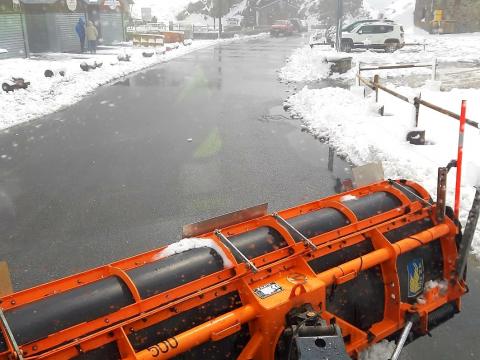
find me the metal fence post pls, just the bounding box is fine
[373,74,379,102]
[436,167,448,222]
[328,147,335,172]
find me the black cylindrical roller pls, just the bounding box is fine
[3,247,225,347]
[5,277,134,346]
[289,208,350,242]
[228,227,288,261]
[343,192,402,220]
[127,247,224,299]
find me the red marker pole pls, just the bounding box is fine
[454,100,467,218]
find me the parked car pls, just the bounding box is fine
[310,19,395,47]
[341,22,405,52]
[289,18,308,32]
[342,19,394,32]
[270,20,295,37]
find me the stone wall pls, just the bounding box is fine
[414,0,480,33]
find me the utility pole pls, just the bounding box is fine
[335,0,343,52]
[213,0,224,38]
[218,0,223,39]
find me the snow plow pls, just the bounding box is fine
[0,179,476,360]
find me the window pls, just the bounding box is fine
[358,25,375,34]
[370,25,394,33]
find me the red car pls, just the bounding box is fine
[270,20,295,37]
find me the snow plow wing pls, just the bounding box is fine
[0,180,467,359]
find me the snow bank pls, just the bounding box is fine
[0,34,265,130]
[153,237,233,268]
[286,85,480,256]
[279,46,333,82]
[360,340,396,360]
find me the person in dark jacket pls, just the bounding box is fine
[75,18,86,53]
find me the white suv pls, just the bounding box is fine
[340,22,405,52]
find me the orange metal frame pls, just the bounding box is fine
[0,180,466,360]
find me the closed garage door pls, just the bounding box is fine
[99,12,123,45]
[0,14,26,59]
[55,13,81,53]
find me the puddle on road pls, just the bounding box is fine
[259,105,298,123]
[259,103,353,193]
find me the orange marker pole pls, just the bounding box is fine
[455,100,467,218]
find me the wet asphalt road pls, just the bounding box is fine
[0,35,479,359]
[0,34,350,289]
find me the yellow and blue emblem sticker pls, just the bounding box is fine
[407,258,425,298]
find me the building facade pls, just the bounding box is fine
[0,0,29,58]
[0,0,131,58]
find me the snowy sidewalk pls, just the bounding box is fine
[0,34,266,130]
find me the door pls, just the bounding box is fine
[0,13,27,59]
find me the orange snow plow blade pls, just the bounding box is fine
[0,180,468,359]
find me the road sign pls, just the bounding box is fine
[66,0,77,11]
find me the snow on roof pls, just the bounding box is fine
[20,0,133,5]
[256,0,299,10]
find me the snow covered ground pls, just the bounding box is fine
[359,340,396,360]
[285,81,480,256]
[280,31,480,83]
[280,0,480,256]
[0,34,265,130]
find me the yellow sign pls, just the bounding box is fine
[434,10,443,22]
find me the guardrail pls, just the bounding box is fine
[357,59,438,82]
[356,73,479,129]
[126,23,193,34]
[357,73,476,215]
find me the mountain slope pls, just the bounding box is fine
[132,0,192,21]
[363,0,417,31]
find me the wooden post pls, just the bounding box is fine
[373,74,379,102]
[0,261,13,296]
[431,58,437,81]
[414,93,421,127]
[356,61,361,86]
